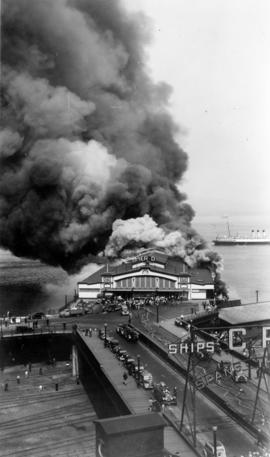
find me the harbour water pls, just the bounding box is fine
[194,215,270,303]
[0,215,270,316]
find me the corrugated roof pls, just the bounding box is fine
[219,302,270,325]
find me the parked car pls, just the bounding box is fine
[59,309,71,318]
[69,308,85,317]
[203,441,226,457]
[153,382,177,405]
[106,303,121,313]
[124,357,135,369]
[232,369,247,383]
[31,312,46,320]
[108,338,120,351]
[116,324,139,343]
[139,370,154,389]
[117,350,128,362]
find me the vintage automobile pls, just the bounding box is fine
[139,370,154,389]
[116,324,139,343]
[203,441,226,457]
[153,382,177,405]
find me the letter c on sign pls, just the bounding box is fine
[229,328,246,352]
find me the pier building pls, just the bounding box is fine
[78,250,214,301]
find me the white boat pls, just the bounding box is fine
[213,221,270,246]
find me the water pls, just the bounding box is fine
[0,215,270,315]
[193,215,270,303]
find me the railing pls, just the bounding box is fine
[0,324,73,338]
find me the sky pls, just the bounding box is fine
[125,0,270,222]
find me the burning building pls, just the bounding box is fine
[78,249,215,301]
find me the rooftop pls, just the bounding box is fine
[79,250,213,286]
[219,302,270,325]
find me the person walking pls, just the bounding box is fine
[16,375,20,384]
[123,372,128,385]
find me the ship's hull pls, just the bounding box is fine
[213,239,270,246]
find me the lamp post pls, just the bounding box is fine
[212,426,217,457]
[104,323,107,348]
[247,341,252,380]
[155,288,159,323]
[137,354,141,387]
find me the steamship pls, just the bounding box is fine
[213,229,270,246]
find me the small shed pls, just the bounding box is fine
[94,413,166,457]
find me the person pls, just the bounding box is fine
[123,372,128,385]
[25,370,28,378]
[39,367,43,375]
[28,362,32,372]
[16,375,20,384]
[39,385,43,391]
[4,382,8,391]
[89,328,92,337]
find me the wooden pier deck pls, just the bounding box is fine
[78,329,151,415]
[78,330,198,457]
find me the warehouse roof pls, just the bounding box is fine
[219,302,270,325]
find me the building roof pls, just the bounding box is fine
[79,250,213,286]
[94,413,165,436]
[190,268,213,285]
[219,302,270,325]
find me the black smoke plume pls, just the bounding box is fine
[1,0,227,296]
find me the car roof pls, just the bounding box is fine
[206,441,224,448]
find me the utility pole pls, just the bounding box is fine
[252,346,268,424]
[180,325,197,448]
[256,290,259,303]
[213,426,217,457]
[247,341,252,380]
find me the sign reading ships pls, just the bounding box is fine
[213,229,270,246]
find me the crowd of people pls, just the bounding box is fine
[100,294,185,311]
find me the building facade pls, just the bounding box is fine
[78,250,214,301]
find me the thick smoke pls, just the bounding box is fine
[105,214,223,272]
[1,0,226,295]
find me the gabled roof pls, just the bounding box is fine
[79,251,214,286]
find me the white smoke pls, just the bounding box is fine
[0,128,23,158]
[105,213,224,272]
